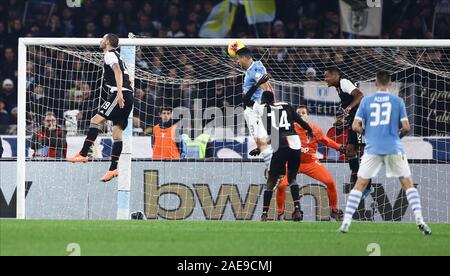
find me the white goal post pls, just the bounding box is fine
[16,38,450,220]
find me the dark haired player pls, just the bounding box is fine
[67,33,134,182]
[324,67,372,198]
[235,46,274,173]
[242,73,314,222]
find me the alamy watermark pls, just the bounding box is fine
[367,243,381,256]
[66,0,82,8]
[367,0,382,8]
[67,243,81,256]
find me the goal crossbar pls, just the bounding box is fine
[19,38,450,47]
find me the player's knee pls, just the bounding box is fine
[112,132,122,142]
[266,175,283,190]
[278,178,288,190]
[114,121,127,131]
[112,125,124,140]
[287,176,297,187]
[256,139,269,148]
[91,115,104,125]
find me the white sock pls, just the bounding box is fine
[405,188,424,224]
[343,189,363,225]
[261,147,273,170]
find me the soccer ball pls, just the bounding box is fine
[227,40,245,58]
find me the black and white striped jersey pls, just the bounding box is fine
[336,78,358,117]
[103,50,132,92]
[254,102,312,150]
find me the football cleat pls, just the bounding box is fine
[417,223,432,236]
[100,169,119,182]
[66,152,89,163]
[337,222,350,234]
[261,212,268,222]
[330,209,344,221]
[292,209,304,222]
[277,212,284,221]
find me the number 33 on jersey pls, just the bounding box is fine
[355,91,408,155]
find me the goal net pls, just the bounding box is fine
[10,38,450,222]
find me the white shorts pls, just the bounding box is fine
[358,153,412,179]
[244,107,268,140]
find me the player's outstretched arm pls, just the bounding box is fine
[317,127,341,151]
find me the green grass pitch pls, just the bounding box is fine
[1,220,449,256]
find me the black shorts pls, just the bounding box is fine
[98,90,134,130]
[269,147,301,183]
[347,127,364,145]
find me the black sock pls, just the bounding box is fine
[263,190,273,213]
[80,125,101,156]
[290,184,301,210]
[109,140,123,171]
[366,179,372,191]
[348,157,360,183]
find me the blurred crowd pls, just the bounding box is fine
[0,0,449,135]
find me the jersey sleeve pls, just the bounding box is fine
[399,99,408,122]
[340,79,357,94]
[253,63,267,82]
[104,52,119,68]
[315,126,341,150]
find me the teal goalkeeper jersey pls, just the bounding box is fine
[355,91,408,155]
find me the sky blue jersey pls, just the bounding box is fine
[355,91,409,155]
[243,61,267,104]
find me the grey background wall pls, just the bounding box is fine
[1,161,448,222]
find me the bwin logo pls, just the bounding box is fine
[367,0,382,8]
[66,0,82,8]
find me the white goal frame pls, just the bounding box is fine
[16,38,450,219]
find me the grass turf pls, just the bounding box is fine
[1,220,449,256]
